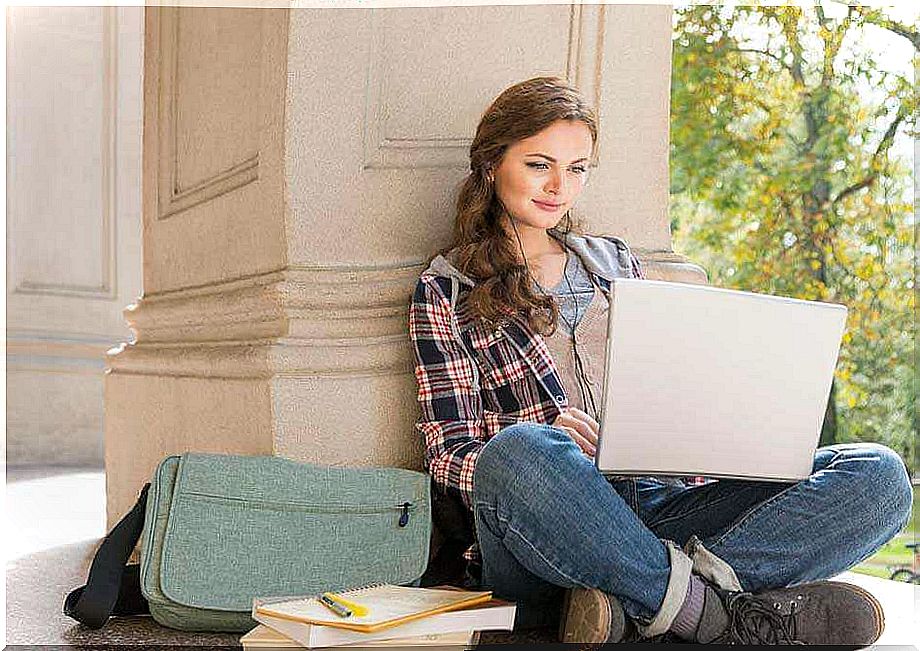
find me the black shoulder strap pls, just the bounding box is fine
[63,483,152,628]
[420,483,476,588]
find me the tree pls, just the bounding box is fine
[670,5,918,472]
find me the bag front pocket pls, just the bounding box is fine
[158,491,429,612]
[180,491,419,525]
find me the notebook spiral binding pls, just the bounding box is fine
[337,582,387,596]
[256,582,388,607]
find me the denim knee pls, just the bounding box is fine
[869,444,913,532]
[473,422,580,501]
[837,442,914,536]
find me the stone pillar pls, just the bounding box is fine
[104,3,703,523]
[7,6,144,466]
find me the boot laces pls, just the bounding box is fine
[726,593,806,645]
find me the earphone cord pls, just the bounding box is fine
[560,226,600,421]
[502,201,600,422]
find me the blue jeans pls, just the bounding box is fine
[471,423,913,633]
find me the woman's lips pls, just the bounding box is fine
[533,199,562,211]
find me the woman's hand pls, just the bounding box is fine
[552,407,599,457]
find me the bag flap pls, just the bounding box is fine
[140,455,181,608]
[153,454,431,612]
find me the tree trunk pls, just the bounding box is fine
[819,378,838,446]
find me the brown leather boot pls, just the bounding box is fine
[558,587,631,643]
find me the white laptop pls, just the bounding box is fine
[595,279,847,481]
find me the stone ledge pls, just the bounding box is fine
[126,266,421,344]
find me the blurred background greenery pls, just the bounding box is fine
[668,3,918,579]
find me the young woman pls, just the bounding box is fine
[408,77,912,644]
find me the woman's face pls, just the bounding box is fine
[492,119,593,233]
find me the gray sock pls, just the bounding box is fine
[669,573,707,639]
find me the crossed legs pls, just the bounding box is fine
[472,423,912,632]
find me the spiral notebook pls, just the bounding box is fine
[253,584,493,634]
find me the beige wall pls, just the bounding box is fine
[6,6,144,465]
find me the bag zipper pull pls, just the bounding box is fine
[398,502,412,527]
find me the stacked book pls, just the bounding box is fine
[245,584,517,650]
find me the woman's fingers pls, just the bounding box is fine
[560,426,596,457]
[567,406,600,436]
[555,410,598,447]
[551,412,596,456]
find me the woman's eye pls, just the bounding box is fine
[525,161,588,174]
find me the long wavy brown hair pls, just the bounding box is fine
[430,76,599,336]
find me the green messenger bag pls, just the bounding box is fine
[64,453,432,632]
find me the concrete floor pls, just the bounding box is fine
[6,466,107,562]
[5,467,919,648]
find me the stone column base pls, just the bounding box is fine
[103,266,425,525]
[638,250,709,285]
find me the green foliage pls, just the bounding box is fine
[670,5,919,474]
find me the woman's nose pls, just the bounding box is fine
[545,169,564,194]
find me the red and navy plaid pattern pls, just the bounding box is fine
[409,249,646,562]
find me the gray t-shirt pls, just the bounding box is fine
[533,251,595,335]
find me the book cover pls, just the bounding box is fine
[240,624,480,649]
[254,585,493,634]
[251,597,515,649]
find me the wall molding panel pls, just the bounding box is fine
[361,5,601,170]
[12,6,118,299]
[155,8,262,220]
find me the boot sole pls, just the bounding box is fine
[559,587,616,644]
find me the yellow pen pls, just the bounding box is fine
[323,592,369,617]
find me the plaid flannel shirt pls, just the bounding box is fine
[408,234,646,564]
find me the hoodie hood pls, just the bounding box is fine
[422,226,635,289]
